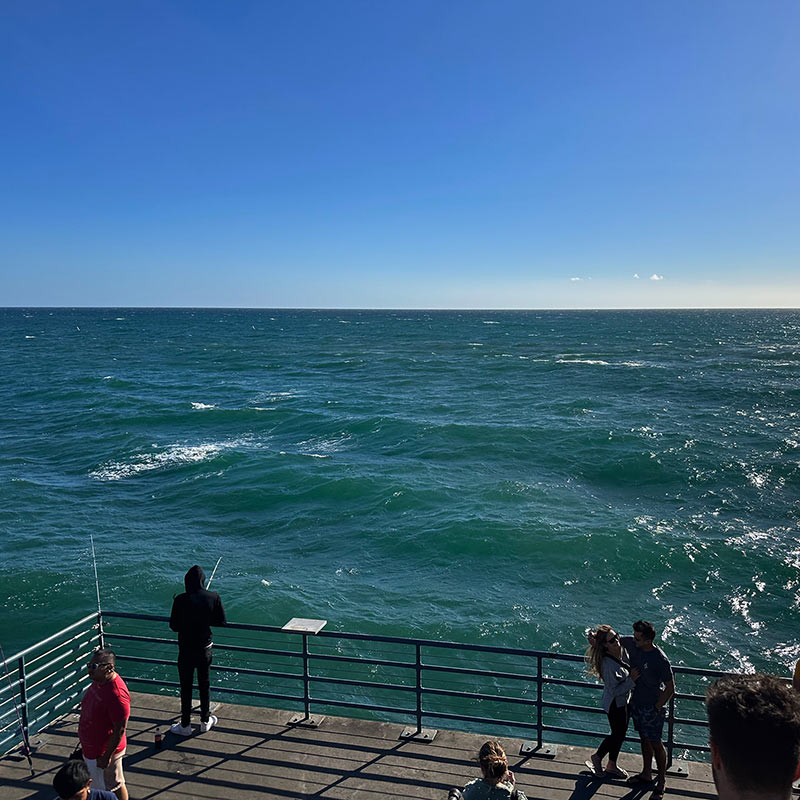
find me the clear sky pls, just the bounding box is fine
[1,1,798,308]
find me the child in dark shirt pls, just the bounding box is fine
[53,759,117,800]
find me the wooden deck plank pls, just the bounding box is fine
[0,691,715,799]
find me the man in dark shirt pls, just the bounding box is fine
[53,759,117,800]
[169,564,226,735]
[620,620,674,800]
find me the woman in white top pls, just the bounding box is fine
[585,625,639,779]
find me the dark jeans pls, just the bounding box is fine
[178,645,212,727]
[596,701,629,763]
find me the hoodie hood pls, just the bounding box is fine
[184,565,206,592]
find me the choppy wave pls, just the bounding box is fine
[90,438,253,481]
[4,307,800,676]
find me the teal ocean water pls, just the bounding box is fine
[3,308,800,677]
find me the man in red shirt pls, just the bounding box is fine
[78,648,130,800]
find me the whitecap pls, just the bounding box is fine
[468,342,484,346]
[103,376,113,380]
[25,335,36,339]
[482,320,499,325]
[90,438,249,481]
[191,402,217,410]
[556,358,610,366]
[746,471,768,489]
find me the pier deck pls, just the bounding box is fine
[1,691,715,799]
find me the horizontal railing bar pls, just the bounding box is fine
[112,640,301,663]
[115,654,304,684]
[542,700,605,715]
[122,676,304,708]
[672,717,710,728]
[542,676,603,691]
[101,610,585,661]
[24,628,96,673]
[541,723,640,742]
[210,642,301,658]
[675,692,709,702]
[212,664,302,682]
[105,633,176,647]
[305,652,414,671]
[25,650,93,697]
[305,674,415,694]
[420,662,538,683]
[420,686,539,707]
[29,671,87,714]
[672,666,729,678]
[4,613,98,664]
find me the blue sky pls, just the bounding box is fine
[1,1,798,308]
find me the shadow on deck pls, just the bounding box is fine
[0,691,715,799]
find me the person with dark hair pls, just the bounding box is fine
[53,758,117,799]
[169,564,226,735]
[77,649,130,800]
[618,620,674,800]
[584,625,637,779]
[461,740,528,799]
[707,673,800,799]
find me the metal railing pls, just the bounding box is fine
[2,610,725,765]
[0,612,102,756]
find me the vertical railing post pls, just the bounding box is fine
[302,633,311,720]
[536,655,543,750]
[415,643,423,734]
[18,656,29,747]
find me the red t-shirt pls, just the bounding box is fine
[78,674,130,759]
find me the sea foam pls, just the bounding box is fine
[90,438,251,481]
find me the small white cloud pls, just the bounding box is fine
[633,273,640,279]
[570,277,581,282]
[650,273,664,281]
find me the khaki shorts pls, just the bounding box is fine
[84,748,126,792]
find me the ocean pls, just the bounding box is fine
[2,307,800,678]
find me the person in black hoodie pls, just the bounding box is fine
[169,565,226,735]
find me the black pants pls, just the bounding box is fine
[178,645,212,727]
[596,702,629,762]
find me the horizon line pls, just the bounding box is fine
[3,305,800,312]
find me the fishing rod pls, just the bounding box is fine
[90,534,104,648]
[0,640,34,776]
[206,557,222,589]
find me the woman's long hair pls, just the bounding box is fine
[585,624,615,677]
[478,740,508,785]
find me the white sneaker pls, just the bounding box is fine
[170,723,193,736]
[199,715,217,733]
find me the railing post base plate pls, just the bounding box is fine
[520,742,557,758]
[400,727,437,742]
[289,714,325,728]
